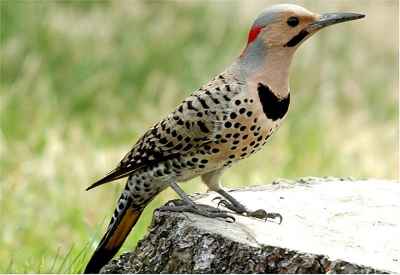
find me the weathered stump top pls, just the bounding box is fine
[102,178,400,273]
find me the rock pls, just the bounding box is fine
[101,177,400,273]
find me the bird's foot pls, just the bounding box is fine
[213,196,282,224]
[160,199,235,223]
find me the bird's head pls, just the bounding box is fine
[241,4,365,55]
[237,4,365,97]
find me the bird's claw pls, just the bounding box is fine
[213,198,283,224]
[264,212,283,224]
[213,197,233,210]
[212,196,223,202]
[217,199,230,209]
[224,215,236,223]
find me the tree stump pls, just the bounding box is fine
[101,177,399,273]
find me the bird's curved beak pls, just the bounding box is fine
[306,12,365,32]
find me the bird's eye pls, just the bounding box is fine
[287,16,299,27]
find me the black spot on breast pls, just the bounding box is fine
[197,121,210,133]
[186,100,198,111]
[183,144,192,151]
[164,169,171,175]
[195,95,209,109]
[205,90,220,104]
[257,83,290,121]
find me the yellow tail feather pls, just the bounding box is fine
[84,208,142,273]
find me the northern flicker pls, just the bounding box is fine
[84,4,364,273]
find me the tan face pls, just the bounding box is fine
[248,4,365,50]
[260,9,319,48]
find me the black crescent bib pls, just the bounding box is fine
[257,83,290,121]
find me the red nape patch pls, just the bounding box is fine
[247,26,262,44]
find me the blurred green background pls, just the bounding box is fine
[0,0,398,273]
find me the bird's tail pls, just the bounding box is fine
[84,198,142,274]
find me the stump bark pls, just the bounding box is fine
[101,177,400,273]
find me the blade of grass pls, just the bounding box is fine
[66,241,91,273]
[49,247,61,273]
[56,244,74,274]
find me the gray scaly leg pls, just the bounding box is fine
[213,189,282,224]
[159,182,235,222]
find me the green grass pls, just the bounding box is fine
[0,0,398,273]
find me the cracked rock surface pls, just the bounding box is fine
[101,177,399,273]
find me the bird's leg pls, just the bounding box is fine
[213,189,282,224]
[159,181,235,222]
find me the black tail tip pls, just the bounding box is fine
[84,249,115,274]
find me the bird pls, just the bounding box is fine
[84,4,364,273]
